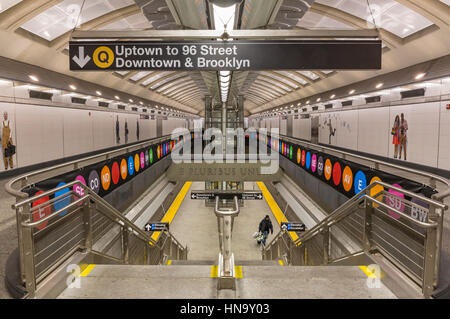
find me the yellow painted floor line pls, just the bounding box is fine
[359,266,385,279]
[80,264,96,277]
[210,265,243,279]
[235,266,243,279]
[151,181,192,242]
[278,259,284,266]
[166,260,172,265]
[256,181,298,242]
[211,265,218,278]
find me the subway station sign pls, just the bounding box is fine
[69,40,382,71]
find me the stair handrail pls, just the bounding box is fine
[262,179,447,298]
[15,180,160,247]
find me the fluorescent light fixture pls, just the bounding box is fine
[28,75,39,82]
[306,100,310,104]
[96,91,102,96]
[69,84,77,90]
[139,101,144,105]
[213,4,236,31]
[349,89,355,94]
[415,73,426,80]
[129,99,134,103]
[115,95,120,100]
[330,94,336,99]
[316,98,321,102]
[376,83,384,89]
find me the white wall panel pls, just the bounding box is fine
[336,110,358,151]
[389,103,440,166]
[280,119,287,135]
[14,104,64,167]
[357,107,390,157]
[63,108,93,157]
[92,110,114,150]
[438,100,450,170]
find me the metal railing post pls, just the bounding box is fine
[433,206,443,287]
[214,196,240,290]
[82,200,93,252]
[322,227,330,265]
[363,194,373,253]
[423,225,438,299]
[122,227,129,264]
[21,207,36,297]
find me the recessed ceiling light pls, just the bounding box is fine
[349,90,355,94]
[376,83,384,89]
[69,85,77,90]
[96,91,102,96]
[415,73,426,80]
[28,75,39,82]
[330,94,336,99]
[306,100,310,104]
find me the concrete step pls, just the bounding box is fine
[57,264,397,299]
[170,260,281,266]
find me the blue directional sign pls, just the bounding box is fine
[145,223,169,232]
[281,222,306,232]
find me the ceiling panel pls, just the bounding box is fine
[97,12,152,30]
[297,10,356,30]
[0,0,22,14]
[130,71,152,82]
[21,0,135,41]
[316,0,434,38]
[141,71,173,86]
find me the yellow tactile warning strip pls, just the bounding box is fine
[210,265,243,279]
[278,259,284,266]
[166,260,172,265]
[150,181,192,243]
[359,266,385,279]
[256,181,299,242]
[80,264,96,277]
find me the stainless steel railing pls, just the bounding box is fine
[262,180,447,299]
[214,196,240,289]
[14,180,187,297]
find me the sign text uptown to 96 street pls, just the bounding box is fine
[69,40,382,71]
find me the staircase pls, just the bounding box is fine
[57,262,397,299]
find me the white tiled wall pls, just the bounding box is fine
[293,117,311,140]
[357,107,390,157]
[388,102,440,167]
[438,100,450,170]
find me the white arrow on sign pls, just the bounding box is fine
[72,46,91,68]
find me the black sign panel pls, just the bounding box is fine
[69,40,382,71]
[145,223,169,232]
[281,222,306,232]
[190,191,263,200]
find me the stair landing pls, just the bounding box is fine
[57,264,397,299]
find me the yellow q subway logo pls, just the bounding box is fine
[93,46,114,68]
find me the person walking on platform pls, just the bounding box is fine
[258,215,273,246]
[392,115,400,159]
[125,119,129,144]
[116,116,120,144]
[2,111,13,170]
[399,113,408,161]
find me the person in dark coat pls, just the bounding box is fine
[258,215,273,246]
